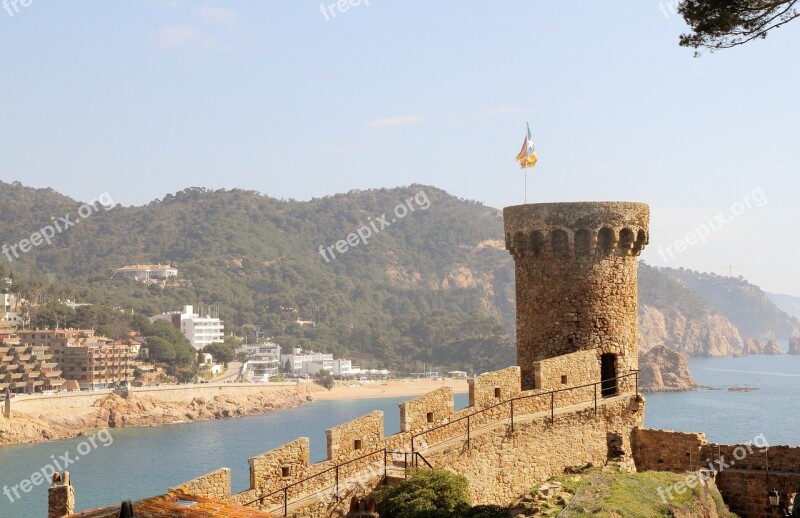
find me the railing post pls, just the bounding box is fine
[510,399,515,433]
[404,453,408,478]
[335,465,339,502]
[467,415,471,448]
[550,392,555,423]
[283,487,288,517]
[635,371,639,397]
[384,449,387,484]
[594,383,597,415]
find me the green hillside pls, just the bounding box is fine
[0,182,514,373]
[1,181,796,373]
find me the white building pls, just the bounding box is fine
[282,348,334,374]
[239,342,282,382]
[241,359,280,382]
[238,342,282,359]
[150,305,224,350]
[112,264,178,283]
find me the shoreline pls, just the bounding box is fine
[310,378,469,401]
[0,378,469,447]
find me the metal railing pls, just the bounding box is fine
[411,371,639,453]
[243,447,435,515]
[244,371,639,515]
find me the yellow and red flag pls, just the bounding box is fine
[515,123,538,169]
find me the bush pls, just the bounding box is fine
[314,370,334,390]
[374,469,470,518]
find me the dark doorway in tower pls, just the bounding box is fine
[600,353,618,397]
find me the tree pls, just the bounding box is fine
[374,469,471,518]
[203,342,235,364]
[145,336,176,362]
[679,0,800,53]
[314,370,334,390]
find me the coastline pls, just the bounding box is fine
[0,378,469,447]
[310,378,469,401]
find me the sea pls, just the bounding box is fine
[1,354,799,517]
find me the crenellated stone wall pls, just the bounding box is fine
[468,367,521,409]
[171,468,231,502]
[327,411,385,463]
[399,387,454,433]
[249,438,310,494]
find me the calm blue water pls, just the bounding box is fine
[645,355,800,446]
[0,395,470,517]
[1,356,798,517]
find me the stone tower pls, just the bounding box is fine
[504,202,649,390]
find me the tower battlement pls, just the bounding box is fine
[504,202,650,390]
[504,202,649,260]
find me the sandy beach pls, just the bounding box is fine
[310,378,469,401]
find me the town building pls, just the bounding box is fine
[0,339,64,394]
[150,305,224,350]
[17,329,96,349]
[49,339,136,390]
[281,347,333,374]
[239,342,282,382]
[112,264,178,283]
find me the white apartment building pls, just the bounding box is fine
[150,305,224,350]
[238,342,282,382]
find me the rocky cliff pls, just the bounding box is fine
[638,305,743,357]
[741,338,763,355]
[789,337,800,355]
[763,340,784,355]
[639,345,697,392]
[0,388,308,446]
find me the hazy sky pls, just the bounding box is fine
[1,1,798,295]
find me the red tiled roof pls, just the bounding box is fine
[67,490,274,518]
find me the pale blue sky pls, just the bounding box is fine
[1,1,798,294]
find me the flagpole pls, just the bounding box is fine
[524,169,527,203]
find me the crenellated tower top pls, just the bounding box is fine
[504,201,650,390]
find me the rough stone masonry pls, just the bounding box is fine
[504,202,649,390]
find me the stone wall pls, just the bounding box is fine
[327,411,384,463]
[633,428,800,518]
[249,438,310,494]
[171,468,231,502]
[632,428,707,472]
[429,395,644,505]
[399,387,454,433]
[534,349,600,391]
[468,367,521,409]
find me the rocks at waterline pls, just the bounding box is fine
[639,345,697,392]
[763,339,784,355]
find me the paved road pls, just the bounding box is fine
[214,361,243,382]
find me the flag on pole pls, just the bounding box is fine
[515,123,538,169]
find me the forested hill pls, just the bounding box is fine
[0,181,796,371]
[0,182,515,373]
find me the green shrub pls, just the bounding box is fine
[374,469,471,518]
